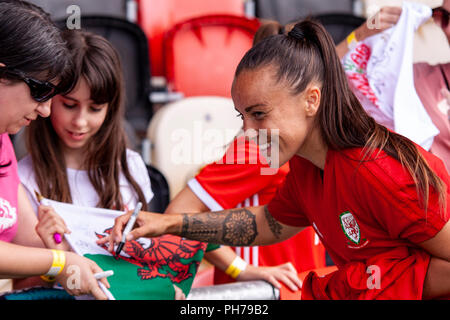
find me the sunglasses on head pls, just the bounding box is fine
[0,66,58,103]
[433,7,449,29]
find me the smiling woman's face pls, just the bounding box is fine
[232,65,321,167]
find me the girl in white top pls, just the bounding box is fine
[18,30,153,249]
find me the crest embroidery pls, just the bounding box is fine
[339,211,368,248]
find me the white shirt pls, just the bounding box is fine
[18,149,153,213]
[343,1,439,150]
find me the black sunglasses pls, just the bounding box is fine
[433,7,449,29]
[0,67,58,103]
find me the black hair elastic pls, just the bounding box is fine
[288,27,305,41]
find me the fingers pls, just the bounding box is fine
[278,262,302,290]
[60,253,111,300]
[251,262,301,292]
[173,285,186,300]
[38,205,71,234]
[381,6,403,15]
[36,207,71,248]
[365,6,402,34]
[97,212,133,253]
[112,212,132,241]
[89,284,108,300]
[125,226,147,241]
[262,274,282,290]
[95,234,116,254]
[378,6,402,27]
[90,262,111,289]
[87,261,110,300]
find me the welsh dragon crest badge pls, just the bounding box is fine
[339,211,369,249]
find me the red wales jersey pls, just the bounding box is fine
[268,147,449,299]
[188,138,326,284]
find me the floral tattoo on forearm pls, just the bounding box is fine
[180,208,258,246]
[264,205,283,239]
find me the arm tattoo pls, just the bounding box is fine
[264,205,283,239]
[180,208,258,246]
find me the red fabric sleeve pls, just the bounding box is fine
[194,138,277,209]
[267,165,310,227]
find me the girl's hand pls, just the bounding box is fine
[36,205,71,250]
[55,252,110,300]
[237,261,302,292]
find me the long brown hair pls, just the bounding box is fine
[26,30,148,211]
[236,19,447,214]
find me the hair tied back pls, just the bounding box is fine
[288,26,306,41]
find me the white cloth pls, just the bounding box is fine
[343,1,439,150]
[18,149,153,213]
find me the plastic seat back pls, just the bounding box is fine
[163,14,260,97]
[313,13,365,44]
[137,0,245,76]
[56,16,153,133]
[146,96,242,199]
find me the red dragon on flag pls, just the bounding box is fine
[96,228,207,283]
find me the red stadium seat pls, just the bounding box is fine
[163,14,260,97]
[137,0,245,76]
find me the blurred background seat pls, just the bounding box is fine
[146,96,242,199]
[27,0,132,20]
[55,16,153,137]
[136,0,246,77]
[163,14,260,97]
[313,13,365,43]
[255,0,357,24]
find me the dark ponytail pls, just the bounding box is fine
[236,19,447,214]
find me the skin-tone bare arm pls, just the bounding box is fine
[165,186,302,290]
[12,184,46,248]
[178,206,300,247]
[419,221,450,299]
[101,205,303,252]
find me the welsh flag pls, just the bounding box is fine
[44,199,207,300]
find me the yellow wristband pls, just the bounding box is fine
[225,256,248,279]
[346,31,358,47]
[44,249,66,277]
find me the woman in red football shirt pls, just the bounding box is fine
[103,20,450,299]
[166,136,325,292]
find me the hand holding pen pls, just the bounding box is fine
[114,202,142,259]
[35,191,71,247]
[97,205,172,252]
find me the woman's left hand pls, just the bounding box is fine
[36,205,71,250]
[237,261,302,292]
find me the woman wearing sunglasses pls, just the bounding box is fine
[0,1,108,299]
